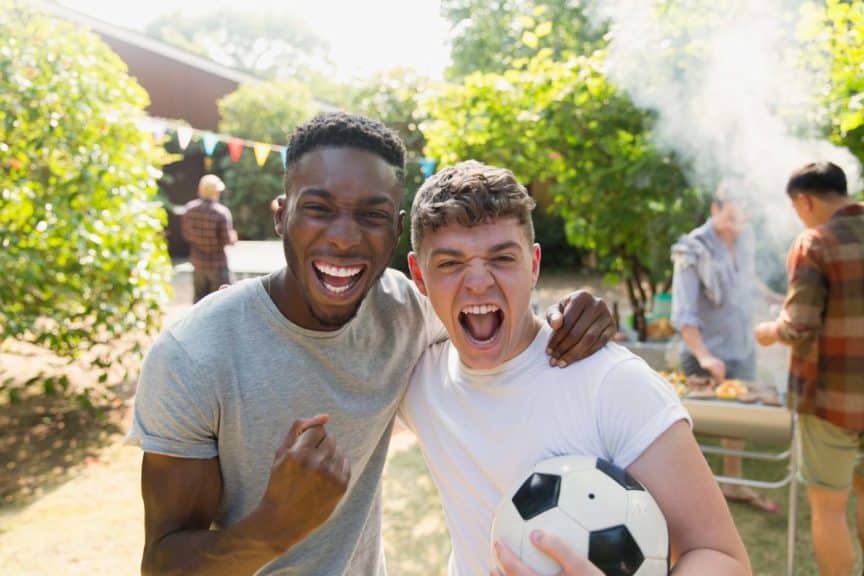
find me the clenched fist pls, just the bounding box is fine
[254,414,351,550]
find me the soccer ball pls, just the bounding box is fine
[491,455,668,576]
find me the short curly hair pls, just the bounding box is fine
[284,112,406,185]
[410,160,536,252]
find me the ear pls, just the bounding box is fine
[531,243,542,287]
[407,252,428,296]
[274,196,286,237]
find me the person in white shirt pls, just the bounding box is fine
[399,161,751,576]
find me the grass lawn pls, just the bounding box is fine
[382,433,862,576]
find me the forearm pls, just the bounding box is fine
[680,326,712,361]
[142,511,286,576]
[672,548,751,575]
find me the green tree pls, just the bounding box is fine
[146,8,330,80]
[423,50,704,335]
[800,0,864,166]
[442,0,605,79]
[344,69,431,271]
[217,80,318,239]
[0,1,172,391]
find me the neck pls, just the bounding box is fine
[813,197,856,226]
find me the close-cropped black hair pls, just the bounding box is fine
[284,112,406,182]
[786,162,848,198]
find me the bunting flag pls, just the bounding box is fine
[253,142,272,167]
[227,138,245,162]
[419,158,437,178]
[202,132,219,156]
[136,116,431,177]
[176,126,194,150]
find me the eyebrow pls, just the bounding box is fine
[428,241,522,259]
[298,187,396,208]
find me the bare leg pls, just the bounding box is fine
[854,476,864,556]
[809,485,854,576]
[721,438,780,512]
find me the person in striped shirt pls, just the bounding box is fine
[755,161,864,576]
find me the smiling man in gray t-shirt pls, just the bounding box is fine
[129,113,614,576]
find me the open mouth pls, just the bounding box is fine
[312,260,366,297]
[459,304,504,345]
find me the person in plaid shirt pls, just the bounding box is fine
[755,161,864,576]
[182,174,238,302]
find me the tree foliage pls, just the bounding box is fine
[423,48,704,325]
[217,80,318,239]
[442,0,604,79]
[0,1,172,384]
[800,0,864,165]
[145,8,330,80]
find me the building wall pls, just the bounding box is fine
[98,36,240,131]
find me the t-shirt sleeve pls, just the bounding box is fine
[594,358,692,469]
[126,332,219,459]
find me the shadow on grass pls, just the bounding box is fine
[0,378,134,508]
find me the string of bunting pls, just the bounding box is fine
[136,117,288,168]
[136,116,438,177]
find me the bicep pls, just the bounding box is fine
[142,453,222,549]
[626,422,747,564]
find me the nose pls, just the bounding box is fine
[327,212,362,251]
[464,259,494,294]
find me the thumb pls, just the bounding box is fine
[545,302,564,330]
[529,531,599,575]
[277,414,329,457]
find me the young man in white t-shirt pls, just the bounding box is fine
[399,161,751,576]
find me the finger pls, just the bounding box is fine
[545,301,565,331]
[278,415,330,457]
[294,423,328,451]
[549,304,604,365]
[553,320,616,367]
[529,530,595,574]
[545,294,591,357]
[495,541,537,576]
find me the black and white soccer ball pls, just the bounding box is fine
[491,455,668,576]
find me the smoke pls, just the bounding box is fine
[586,0,862,246]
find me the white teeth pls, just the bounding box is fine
[323,282,351,294]
[314,262,364,278]
[462,304,501,315]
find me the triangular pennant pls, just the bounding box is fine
[203,156,213,171]
[202,132,219,156]
[280,147,288,168]
[418,158,437,178]
[176,126,193,150]
[151,120,168,141]
[227,138,244,162]
[253,142,272,167]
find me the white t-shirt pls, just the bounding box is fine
[399,323,691,576]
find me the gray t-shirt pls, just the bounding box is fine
[128,269,440,575]
[670,220,756,361]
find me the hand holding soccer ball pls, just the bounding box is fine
[493,530,604,575]
[490,455,668,576]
